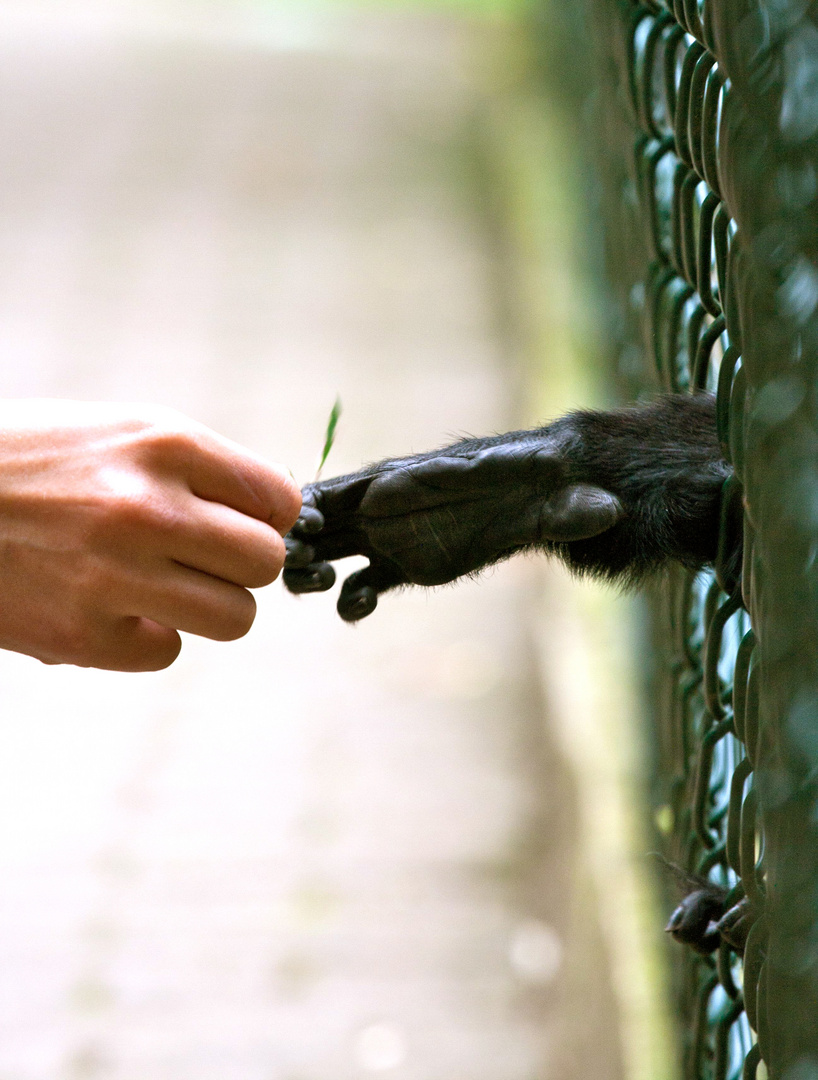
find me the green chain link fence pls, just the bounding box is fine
[532,0,818,1076]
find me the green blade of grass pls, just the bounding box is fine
[315,396,342,480]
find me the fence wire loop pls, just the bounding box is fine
[583,0,795,1073]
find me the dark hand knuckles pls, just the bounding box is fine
[357,446,566,518]
[302,471,375,518]
[468,443,567,488]
[358,467,472,516]
[303,524,373,563]
[357,457,502,517]
[304,442,547,519]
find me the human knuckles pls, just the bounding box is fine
[82,471,181,548]
[120,414,207,472]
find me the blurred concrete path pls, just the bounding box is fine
[0,4,621,1079]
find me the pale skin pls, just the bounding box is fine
[0,400,302,672]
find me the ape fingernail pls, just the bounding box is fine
[284,542,316,568]
[295,506,324,533]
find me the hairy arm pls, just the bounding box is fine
[284,395,733,621]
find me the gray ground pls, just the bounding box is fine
[0,4,622,1078]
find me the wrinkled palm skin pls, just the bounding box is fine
[284,394,733,622]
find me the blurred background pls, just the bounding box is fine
[0,1,672,1077]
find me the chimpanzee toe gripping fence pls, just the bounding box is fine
[577,0,818,1076]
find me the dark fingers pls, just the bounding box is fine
[284,536,316,569]
[292,504,324,535]
[300,470,377,521]
[283,562,337,594]
[537,484,623,541]
[287,524,372,564]
[337,561,405,623]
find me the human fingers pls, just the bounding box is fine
[163,495,288,588]
[92,617,183,672]
[142,423,302,533]
[120,563,258,642]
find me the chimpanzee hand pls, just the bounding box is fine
[284,395,730,622]
[283,433,623,622]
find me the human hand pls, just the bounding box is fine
[0,400,301,670]
[283,433,622,621]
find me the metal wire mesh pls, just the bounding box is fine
[569,0,817,1075]
[619,11,762,1075]
[527,0,818,1069]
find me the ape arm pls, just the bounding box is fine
[284,394,734,622]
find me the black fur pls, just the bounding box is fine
[658,857,756,956]
[284,394,735,622]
